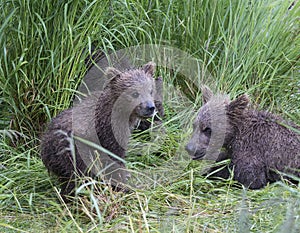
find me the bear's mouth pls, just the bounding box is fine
[137,108,156,119]
[139,112,155,119]
[192,150,206,160]
[135,103,156,119]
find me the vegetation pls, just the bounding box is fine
[0,0,299,232]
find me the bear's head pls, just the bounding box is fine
[185,86,249,160]
[105,62,158,119]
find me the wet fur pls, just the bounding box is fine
[186,86,300,189]
[41,62,160,198]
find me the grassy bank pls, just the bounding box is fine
[0,0,299,232]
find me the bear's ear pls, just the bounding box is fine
[142,61,156,77]
[201,85,213,104]
[228,94,249,116]
[105,67,121,79]
[105,67,122,89]
[105,67,122,87]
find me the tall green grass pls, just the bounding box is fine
[0,0,300,232]
[0,0,110,139]
[1,0,299,139]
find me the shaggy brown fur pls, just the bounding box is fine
[136,76,164,131]
[41,62,159,198]
[82,48,164,130]
[186,86,300,189]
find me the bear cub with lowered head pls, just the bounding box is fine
[41,62,161,198]
[186,86,300,189]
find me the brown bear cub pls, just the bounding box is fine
[186,86,300,189]
[41,62,160,199]
[82,48,164,131]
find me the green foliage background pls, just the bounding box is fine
[0,0,299,232]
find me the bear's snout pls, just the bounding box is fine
[185,142,195,156]
[145,101,155,115]
[137,101,155,118]
[185,142,207,160]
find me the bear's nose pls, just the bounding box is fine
[185,143,195,155]
[146,102,155,114]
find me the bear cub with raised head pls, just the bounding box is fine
[186,86,300,189]
[41,62,161,198]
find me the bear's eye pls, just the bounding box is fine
[150,89,153,95]
[131,92,140,98]
[202,127,212,136]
